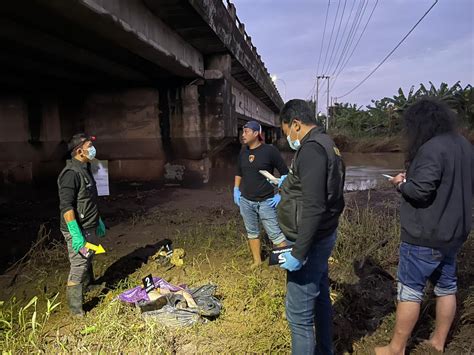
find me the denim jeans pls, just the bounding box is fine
[397,242,459,303]
[286,230,337,355]
[239,196,286,245]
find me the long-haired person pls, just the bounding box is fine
[376,98,473,354]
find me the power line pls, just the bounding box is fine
[323,0,367,111]
[320,0,341,75]
[336,0,438,99]
[331,0,368,77]
[324,0,348,76]
[331,0,376,91]
[328,0,358,76]
[316,0,331,76]
[336,0,370,80]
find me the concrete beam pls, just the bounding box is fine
[188,0,284,112]
[0,18,149,83]
[38,0,205,78]
[230,77,277,127]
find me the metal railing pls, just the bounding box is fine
[222,0,281,96]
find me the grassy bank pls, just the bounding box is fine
[0,191,472,354]
[331,133,402,154]
[329,128,474,154]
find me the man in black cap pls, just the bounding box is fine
[234,121,289,268]
[58,133,106,316]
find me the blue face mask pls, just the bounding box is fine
[86,146,96,160]
[286,125,301,151]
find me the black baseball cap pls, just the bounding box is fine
[67,133,96,152]
[243,121,263,141]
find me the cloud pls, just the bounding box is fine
[332,35,474,105]
[232,0,474,108]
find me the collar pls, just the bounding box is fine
[70,157,90,170]
[300,126,323,145]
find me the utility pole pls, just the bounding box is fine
[316,76,320,118]
[326,76,330,131]
[316,75,330,129]
[313,95,316,118]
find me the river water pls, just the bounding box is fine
[211,152,405,192]
[282,151,404,191]
[342,152,404,191]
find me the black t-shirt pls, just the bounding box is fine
[237,144,289,201]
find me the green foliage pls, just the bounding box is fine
[332,82,474,136]
[0,294,61,352]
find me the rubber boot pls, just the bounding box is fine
[67,284,84,316]
[83,265,104,293]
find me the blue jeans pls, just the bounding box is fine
[286,230,337,355]
[397,242,459,303]
[239,196,286,245]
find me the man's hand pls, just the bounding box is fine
[233,187,241,207]
[96,217,106,237]
[390,173,406,186]
[280,252,303,272]
[278,175,287,188]
[268,194,281,208]
[66,220,86,253]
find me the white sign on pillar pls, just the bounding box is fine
[91,160,110,196]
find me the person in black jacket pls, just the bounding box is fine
[277,99,345,354]
[58,133,107,316]
[376,98,473,355]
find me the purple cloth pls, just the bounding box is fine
[118,277,186,304]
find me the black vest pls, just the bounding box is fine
[58,159,99,232]
[278,127,345,242]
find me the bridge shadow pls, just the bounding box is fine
[332,257,397,354]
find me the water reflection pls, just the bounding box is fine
[209,151,405,192]
[343,153,404,191]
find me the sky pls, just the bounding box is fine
[232,0,474,112]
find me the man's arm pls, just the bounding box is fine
[234,176,242,188]
[291,142,327,261]
[399,147,442,203]
[59,170,79,222]
[233,154,243,206]
[235,152,243,187]
[236,152,243,180]
[59,171,87,252]
[272,146,289,175]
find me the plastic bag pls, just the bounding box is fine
[117,277,185,304]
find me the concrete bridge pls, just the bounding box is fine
[0,0,284,185]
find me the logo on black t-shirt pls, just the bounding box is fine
[249,155,255,163]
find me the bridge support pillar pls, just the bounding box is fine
[167,54,236,184]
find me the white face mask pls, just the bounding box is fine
[286,124,301,150]
[86,146,96,160]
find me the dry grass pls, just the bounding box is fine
[332,132,402,153]
[331,127,473,154]
[0,197,472,354]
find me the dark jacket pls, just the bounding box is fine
[278,127,345,260]
[58,159,99,232]
[399,133,473,249]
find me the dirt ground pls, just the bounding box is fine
[0,184,472,354]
